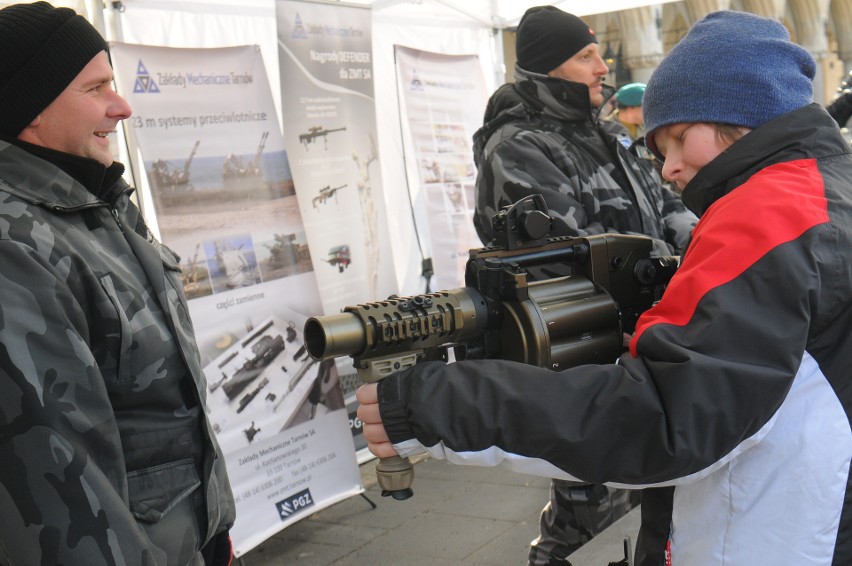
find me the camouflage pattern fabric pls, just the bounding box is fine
[0,140,234,565]
[472,68,696,256]
[528,481,638,565]
[600,113,646,153]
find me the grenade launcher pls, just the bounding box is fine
[303,195,678,500]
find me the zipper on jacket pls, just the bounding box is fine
[111,207,123,230]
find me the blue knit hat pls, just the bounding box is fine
[644,11,815,159]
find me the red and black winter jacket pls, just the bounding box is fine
[378,103,852,565]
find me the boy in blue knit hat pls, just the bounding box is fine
[643,11,817,187]
[357,10,852,565]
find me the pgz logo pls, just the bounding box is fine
[276,488,315,520]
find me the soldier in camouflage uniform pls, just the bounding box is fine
[473,10,695,258]
[471,7,697,565]
[0,3,235,564]
[602,83,647,152]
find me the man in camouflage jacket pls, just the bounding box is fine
[0,3,234,564]
[471,7,697,565]
[473,16,695,258]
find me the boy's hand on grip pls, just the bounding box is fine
[356,384,398,459]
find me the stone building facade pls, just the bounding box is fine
[504,0,852,106]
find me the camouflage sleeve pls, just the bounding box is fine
[475,132,609,243]
[0,240,154,564]
[826,89,852,127]
[659,186,698,255]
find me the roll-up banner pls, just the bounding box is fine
[275,0,397,454]
[394,46,488,289]
[111,43,361,556]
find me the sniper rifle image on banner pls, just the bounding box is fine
[304,195,679,500]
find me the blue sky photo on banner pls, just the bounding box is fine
[394,46,488,289]
[276,0,397,448]
[110,43,361,556]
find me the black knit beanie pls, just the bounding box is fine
[0,1,107,138]
[516,6,598,75]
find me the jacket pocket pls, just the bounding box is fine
[127,458,201,523]
[156,240,182,273]
[98,274,133,381]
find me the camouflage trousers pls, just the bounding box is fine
[528,480,639,565]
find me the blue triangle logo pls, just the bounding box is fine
[133,59,159,94]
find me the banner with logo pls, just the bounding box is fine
[394,46,488,289]
[110,43,361,556]
[275,0,397,453]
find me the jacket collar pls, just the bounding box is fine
[0,138,129,209]
[512,64,614,124]
[682,104,848,217]
[473,67,614,158]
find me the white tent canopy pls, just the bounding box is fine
[345,0,679,26]
[4,0,680,30]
